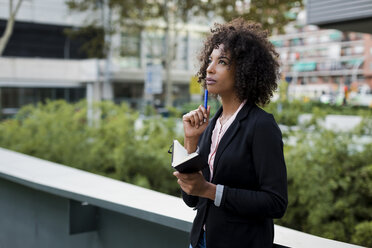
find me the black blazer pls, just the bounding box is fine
[182,103,288,248]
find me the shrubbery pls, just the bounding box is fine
[277,122,372,246]
[0,99,371,246]
[0,100,182,195]
[263,100,372,126]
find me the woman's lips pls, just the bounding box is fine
[206,77,216,85]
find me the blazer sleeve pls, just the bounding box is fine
[181,190,199,208]
[219,114,288,219]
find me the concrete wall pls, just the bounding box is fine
[0,57,99,87]
[0,178,189,248]
[0,0,89,27]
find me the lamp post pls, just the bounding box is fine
[164,0,176,107]
[102,0,113,101]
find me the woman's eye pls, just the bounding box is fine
[218,60,227,65]
[207,59,212,64]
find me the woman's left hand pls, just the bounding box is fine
[173,171,216,200]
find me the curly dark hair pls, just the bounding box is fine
[197,18,280,106]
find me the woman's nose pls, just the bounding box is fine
[206,62,215,74]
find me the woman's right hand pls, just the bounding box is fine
[183,105,210,139]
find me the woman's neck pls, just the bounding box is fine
[220,94,242,117]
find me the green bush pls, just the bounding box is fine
[264,100,303,126]
[181,97,221,118]
[263,99,372,126]
[0,100,181,196]
[352,221,372,247]
[276,124,372,246]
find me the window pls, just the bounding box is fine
[120,31,141,68]
[121,32,141,57]
[174,34,188,70]
[310,76,318,83]
[1,88,19,108]
[144,31,166,65]
[1,87,85,114]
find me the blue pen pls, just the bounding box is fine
[203,89,208,122]
[204,89,208,109]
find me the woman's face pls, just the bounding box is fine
[205,44,236,98]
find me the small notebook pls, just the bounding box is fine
[170,140,206,173]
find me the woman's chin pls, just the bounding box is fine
[206,86,218,94]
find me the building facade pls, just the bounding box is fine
[0,0,207,118]
[271,25,372,105]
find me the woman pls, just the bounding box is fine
[173,18,287,248]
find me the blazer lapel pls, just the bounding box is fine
[212,103,254,178]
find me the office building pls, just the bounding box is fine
[0,0,207,118]
[271,23,372,103]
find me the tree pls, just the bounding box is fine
[66,0,211,105]
[209,0,303,34]
[66,0,303,106]
[0,0,24,55]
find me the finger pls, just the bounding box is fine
[190,112,196,127]
[177,179,187,190]
[176,172,190,180]
[176,172,190,181]
[183,114,194,128]
[178,181,190,194]
[185,172,203,183]
[199,105,208,120]
[207,106,211,121]
[182,172,200,181]
[191,111,200,128]
[196,106,204,125]
[182,113,190,122]
[177,179,189,190]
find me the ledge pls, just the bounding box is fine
[0,147,363,247]
[0,147,195,232]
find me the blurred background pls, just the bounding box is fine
[0,0,371,247]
